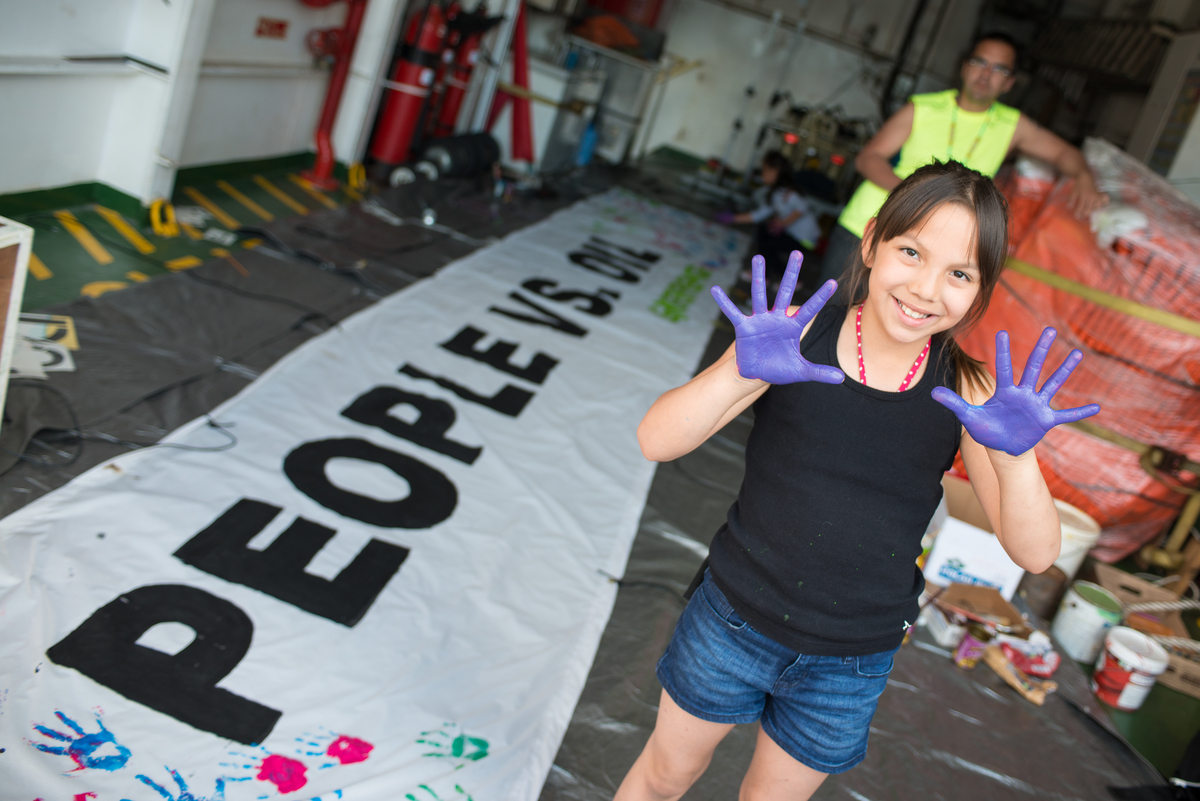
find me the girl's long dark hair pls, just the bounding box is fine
[838,160,1009,396]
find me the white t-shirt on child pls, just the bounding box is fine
[750,187,820,246]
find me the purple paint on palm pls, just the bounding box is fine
[932,328,1100,456]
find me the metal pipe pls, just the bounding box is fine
[878,0,931,121]
[304,0,371,189]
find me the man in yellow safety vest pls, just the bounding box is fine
[819,32,1107,286]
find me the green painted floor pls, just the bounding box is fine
[9,162,362,312]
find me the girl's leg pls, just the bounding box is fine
[739,725,828,801]
[614,689,736,801]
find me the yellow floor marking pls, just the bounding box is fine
[180,222,204,240]
[81,280,128,297]
[28,253,52,280]
[54,211,114,265]
[210,247,231,257]
[217,179,274,221]
[165,255,204,271]
[94,205,156,254]
[287,174,339,209]
[343,186,363,202]
[182,187,241,229]
[242,238,263,249]
[252,175,309,215]
[125,271,149,282]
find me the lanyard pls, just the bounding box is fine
[948,97,995,165]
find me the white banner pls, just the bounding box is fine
[0,190,743,801]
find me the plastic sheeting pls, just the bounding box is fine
[0,155,1170,800]
[975,139,1200,562]
[0,188,745,800]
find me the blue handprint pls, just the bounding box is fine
[710,252,845,385]
[133,768,225,801]
[931,328,1100,456]
[32,711,131,772]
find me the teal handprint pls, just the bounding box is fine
[417,723,489,770]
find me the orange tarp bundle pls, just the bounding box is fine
[967,140,1199,562]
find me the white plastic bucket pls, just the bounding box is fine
[1051,499,1101,580]
[1052,581,1123,663]
[1091,627,1170,711]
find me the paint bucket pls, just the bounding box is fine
[1051,581,1123,663]
[1091,626,1170,711]
[1051,499,1101,580]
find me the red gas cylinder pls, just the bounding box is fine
[433,8,502,138]
[370,3,448,165]
[424,2,463,138]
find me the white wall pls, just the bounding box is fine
[640,0,982,169]
[0,0,187,199]
[0,0,408,202]
[0,1,139,60]
[179,0,348,167]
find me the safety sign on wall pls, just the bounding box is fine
[0,189,743,801]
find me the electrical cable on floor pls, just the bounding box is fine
[235,225,388,295]
[0,381,83,468]
[79,307,342,431]
[0,382,238,472]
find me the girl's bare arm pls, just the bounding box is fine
[637,342,769,462]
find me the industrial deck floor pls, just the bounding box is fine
[0,153,1173,800]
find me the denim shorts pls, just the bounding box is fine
[656,570,897,774]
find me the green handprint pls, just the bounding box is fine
[417,723,489,769]
[405,783,474,801]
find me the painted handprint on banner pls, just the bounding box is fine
[295,727,374,767]
[222,746,308,794]
[132,768,226,801]
[417,723,489,770]
[405,783,475,801]
[222,728,372,796]
[31,711,131,772]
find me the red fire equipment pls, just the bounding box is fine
[370,3,449,166]
[431,6,502,138]
[423,2,463,138]
[300,0,369,190]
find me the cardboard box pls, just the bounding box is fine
[1094,562,1200,700]
[934,583,1033,638]
[924,475,1026,600]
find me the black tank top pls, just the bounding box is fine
[709,303,961,656]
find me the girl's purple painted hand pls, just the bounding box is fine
[711,252,845,385]
[931,328,1100,456]
[715,211,736,225]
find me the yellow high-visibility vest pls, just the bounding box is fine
[838,89,1020,238]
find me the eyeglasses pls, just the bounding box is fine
[966,56,1014,78]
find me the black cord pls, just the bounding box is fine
[80,308,337,430]
[0,381,83,468]
[81,416,238,453]
[0,383,238,472]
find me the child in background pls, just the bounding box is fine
[620,161,1100,801]
[717,151,822,294]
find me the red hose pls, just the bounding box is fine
[302,0,369,190]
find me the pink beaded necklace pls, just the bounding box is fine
[855,304,931,392]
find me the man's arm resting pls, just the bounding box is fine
[1012,115,1108,216]
[854,102,915,192]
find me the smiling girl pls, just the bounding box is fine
[618,161,1100,801]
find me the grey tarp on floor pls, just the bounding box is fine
[0,163,1165,800]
